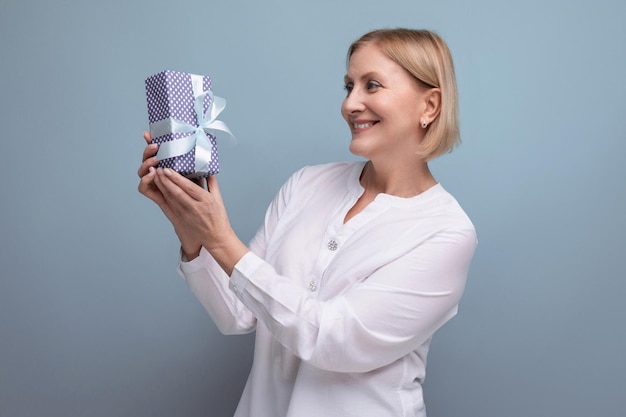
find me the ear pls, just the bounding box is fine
[421,88,441,125]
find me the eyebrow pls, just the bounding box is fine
[344,71,382,84]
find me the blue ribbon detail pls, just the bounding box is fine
[150,74,235,174]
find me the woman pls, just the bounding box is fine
[138,28,477,417]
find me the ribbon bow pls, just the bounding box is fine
[149,74,235,174]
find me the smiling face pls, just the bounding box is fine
[341,42,433,163]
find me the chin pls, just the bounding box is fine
[348,139,372,159]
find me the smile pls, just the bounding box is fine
[353,121,378,129]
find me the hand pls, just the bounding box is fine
[137,132,248,273]
[137,132,203,258]
[152,167,249,274]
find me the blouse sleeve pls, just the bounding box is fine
[177,248,256,335]
[228,224,477,373]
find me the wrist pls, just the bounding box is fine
[181,244,202,261]
[203,232,248,276]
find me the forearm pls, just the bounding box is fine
[179,248,256,334]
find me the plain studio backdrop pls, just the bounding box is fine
[1,0,624,416]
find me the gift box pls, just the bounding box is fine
[145,70,234,178]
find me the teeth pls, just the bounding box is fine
[354,122,373,129]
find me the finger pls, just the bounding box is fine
[161,168,207,202]
[153,168,193,205]
[138,168,178,221]
[137,152,159,178]
[138,167,164,203]
[142,143,158,160]
[143,131,152,144]
[141,143,159,165]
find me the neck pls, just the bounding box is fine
[361,160,437,198]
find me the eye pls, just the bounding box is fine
[366,80,381,91]
[344,83,354,95]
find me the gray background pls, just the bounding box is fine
[1,0,624,416]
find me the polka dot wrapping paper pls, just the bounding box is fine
[145,70,220,178]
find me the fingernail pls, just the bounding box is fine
[163,168,172,176]
[148,167,155,174]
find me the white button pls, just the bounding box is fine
[327,240,338,251]
[232,284,239,293]
[308,281,317,292]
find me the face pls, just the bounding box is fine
[341,42,431,162]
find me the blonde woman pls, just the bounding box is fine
[138,28,477,417]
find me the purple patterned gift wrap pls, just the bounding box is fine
[145,70,234,178]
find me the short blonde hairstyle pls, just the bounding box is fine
[347,28,460,161]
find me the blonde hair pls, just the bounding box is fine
[347,28,460,161]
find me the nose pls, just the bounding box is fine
[341,89,366,117]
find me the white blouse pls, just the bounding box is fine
[178,161,477,417]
